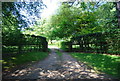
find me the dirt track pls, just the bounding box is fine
[3,47,119,80]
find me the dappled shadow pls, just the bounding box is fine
[3,60,113,79]
[3,48,119,80]
[70,52,120,78]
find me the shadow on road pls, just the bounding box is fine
[2,46,120,81]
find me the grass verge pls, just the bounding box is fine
[70,52,120,78]
[2,51,49,70]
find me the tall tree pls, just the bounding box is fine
[2,1,46,45]
[2,2,21,45]
[15,1,46,28]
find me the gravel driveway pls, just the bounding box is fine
[3,47,119,80]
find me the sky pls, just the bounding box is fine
[41,0,60,18]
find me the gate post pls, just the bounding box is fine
[69,41,72,52]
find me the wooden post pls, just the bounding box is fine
[69,41,72,52]
[42,38,48,52]
[43,40,48,52]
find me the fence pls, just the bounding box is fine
[2,34,48,57]
[61,30,119,54]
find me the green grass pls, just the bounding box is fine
[2,52,49,70]
[70,53,120,78]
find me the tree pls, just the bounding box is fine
[44,2,99,40]
[2,2,21,45]
[2,1,46,45]
[15,1,46,28]
[48,2,118,39]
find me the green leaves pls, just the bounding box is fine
[22,2,118,42]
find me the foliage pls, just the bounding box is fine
[27,2,118,41]
[2,2,47,51]
[60,41,71,51]
[2,2,21,46]
[46,2,100,39]
[2,2,119,55]
[70,52,120,78]
[95,2,118,31]
[2,2,48,71]
[15,1,46,27]
[46,2,119,55]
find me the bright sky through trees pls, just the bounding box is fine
[41,0,60,18]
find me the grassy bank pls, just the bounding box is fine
[70,53,120,78]
[2,52,49,70]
